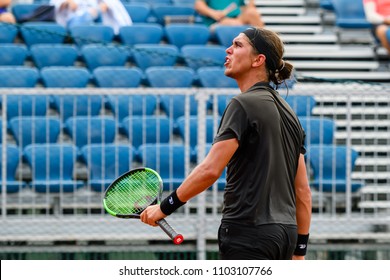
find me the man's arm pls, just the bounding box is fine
[293,154,312,260]
[140,138,238,226]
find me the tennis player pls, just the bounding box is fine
[141,27,312,260]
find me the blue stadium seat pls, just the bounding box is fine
[164,24,210,49]
[332,0,372,29]
[64,116,116,149]
[81,44,129,71]
[40,66,91,88]
[119,23,164,45]
[283,95,316,117]
[30,44,79,69]
[0,66,39,87]
[134,0,172,4]
[51,94,103,122]
[20,22,67,47]
[70,25,115,46]
[152,4,195,25]
[106,95,157,121]
[121,116,172,148]
[132,44,179,70]
[11,4,41,22]
[0,144,26,193]
[181,45,226,70]
[123,3,151,23]
[145,66,194,87]
[172,0,195,5]
[176,115,220,148]
[0,44,28,66]
[137,143,187,190]
[5,95,51,121]
[299,116,336,146]
[80,144,136,192]
[319,0,334,11]
[216,94,236,115]
[197,67,237,88]
[214,25,251,47]
[9,117,61,148]
[23,143,84,193]
[159,94,198,120]
[0,23,18,43]
[307,144,364,193]
[93,66,143,88]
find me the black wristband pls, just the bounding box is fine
[160,190,186,215]
[294,234,309,256]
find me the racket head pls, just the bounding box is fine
[103,167,163,218]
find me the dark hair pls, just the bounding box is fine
[242,27,294,88]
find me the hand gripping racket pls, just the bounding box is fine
[103,167,184,245]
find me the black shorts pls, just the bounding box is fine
[218,222,297,260]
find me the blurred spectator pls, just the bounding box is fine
[194,0,264,30]
[51,0,132,34]
[0,0,16,23]
[363,0,390,53]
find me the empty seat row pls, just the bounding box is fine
[0,21,248,48]
[0,43,227,71]
[1,141,364,194]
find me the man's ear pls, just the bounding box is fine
[252,54,266,67]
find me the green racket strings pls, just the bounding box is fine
[104,170,160,215]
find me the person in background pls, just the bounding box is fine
[51,0,131,34]
[0,0,16,23]
[194,0,264,30]
[140,27,312,260]
[363,0,390,54]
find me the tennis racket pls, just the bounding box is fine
[103,167,184,245]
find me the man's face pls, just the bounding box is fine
[224,33,256,79]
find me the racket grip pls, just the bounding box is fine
[156,218,184,245]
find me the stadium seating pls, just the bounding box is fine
[132,44,179,71]
[307,144,364,193]
[164,24,210,49]
[216,94,236,115]
[159,94,198,120]
[0,144,26,193]
[40,66,91,88]
[23,143,84,193]
[80,144,136,192]
[299,116,336,146]
[0,23,18,43]
[137,143,187,190]
[30,44,79,69]
[118,23,164,46]
[0,44,28,66]
[63,116,116,149]
[81,44,128,71]
[123,3,151,23]
[197,67,238,88]
[5,95,51,121]
[105,95,158,121]
[0,66,39,87]
[51,94,103,122]
[20,22,67,47]
[176,115,220,148]
[69,25,115,46]
[332,0,372,29]
[213,25,251,47]
[181,45,226,70]
[283,95,316,117]
[11,4,41,22]
[93,66,143,88]
[145,66,195,87]
[121,116,172,148]
[9,117,61,148]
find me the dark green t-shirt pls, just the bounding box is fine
[200,0,245,26]
[213,83,306,226]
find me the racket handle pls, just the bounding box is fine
[156,219,184,245]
